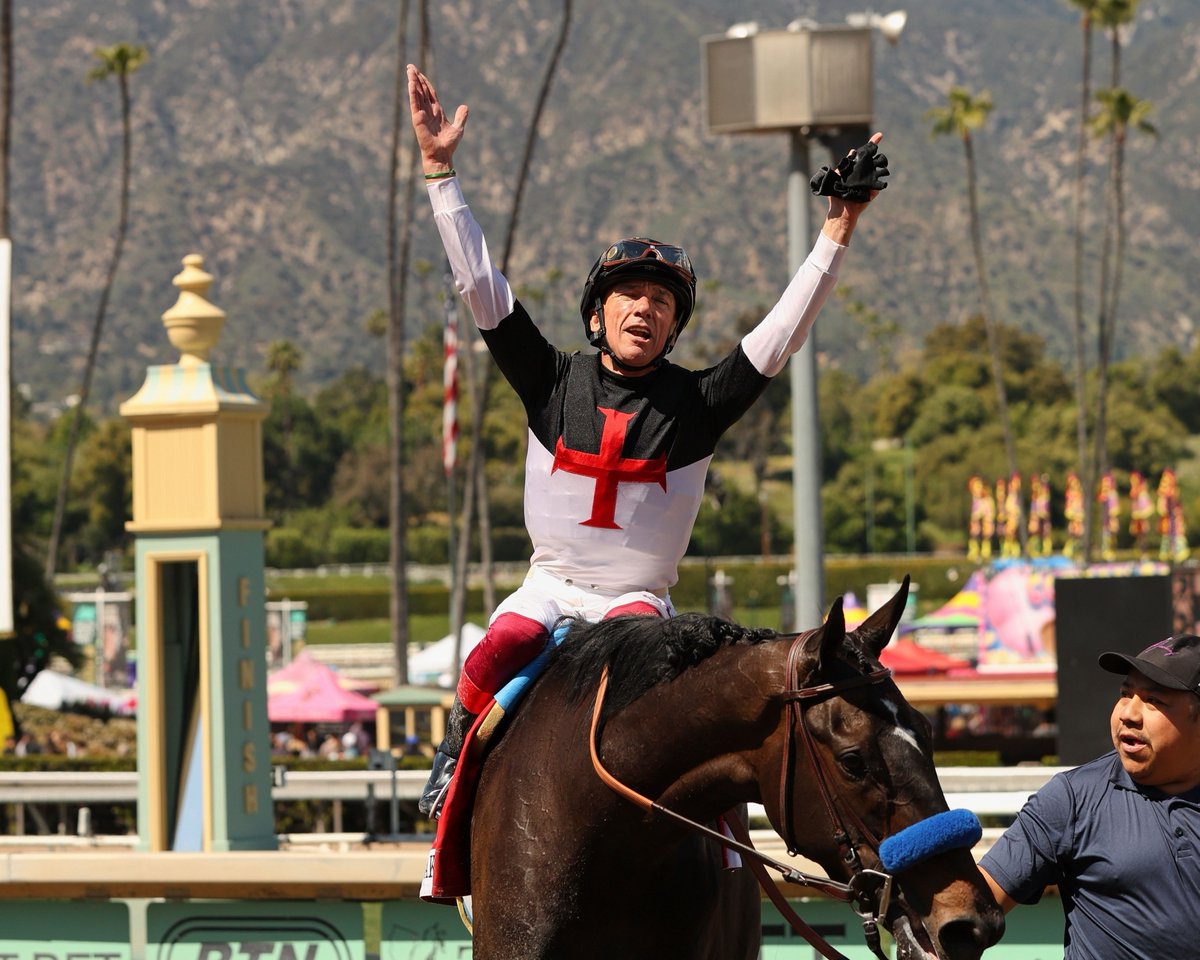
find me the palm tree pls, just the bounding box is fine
[927,87,1018,483]
[265,339,301,394]
[0,0,12,238]
[45,42,148,579]
[1065,0,1101,560]
[452,0,572,640]
[1097,0,1137,91]
[1089,87,1156,483]
[1086,0,1138,489]
[385,0,414,684]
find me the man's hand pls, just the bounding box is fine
[407,65,468,174]
[810,134,889,203]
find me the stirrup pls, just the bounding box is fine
[417,751,458,818]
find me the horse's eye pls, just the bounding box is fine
[837,750,868,782]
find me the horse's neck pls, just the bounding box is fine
[599,641,786,816]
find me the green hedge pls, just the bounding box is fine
[329,528,390,564]
[267,582,494,620]
[268,555,980,623]
[269,525,534,569]
[0,755,137,772]
[665,555,978,613]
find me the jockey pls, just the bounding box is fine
[407,65,887,816]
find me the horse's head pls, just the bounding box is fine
[765,577,1004,960]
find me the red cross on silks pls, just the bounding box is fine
[551,406,668,529]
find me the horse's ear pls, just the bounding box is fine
[802,596,846,670]
[853,575,910,659]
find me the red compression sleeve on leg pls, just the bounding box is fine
[604,600,665,619]
[457,612,548,714]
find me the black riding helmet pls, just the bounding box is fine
[578,237,697,370]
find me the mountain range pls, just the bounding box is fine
[9,0,1199,416]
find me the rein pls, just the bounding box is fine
[587,631,898,960]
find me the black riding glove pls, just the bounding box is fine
[809,140,890,203]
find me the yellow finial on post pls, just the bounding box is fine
[161,253,226,365]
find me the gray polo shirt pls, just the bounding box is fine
[981,752,1200,959]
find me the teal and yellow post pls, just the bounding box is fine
[121,254,276,851]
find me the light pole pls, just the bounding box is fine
[702,18,901,627]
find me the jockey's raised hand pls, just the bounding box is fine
[407,64,468,175]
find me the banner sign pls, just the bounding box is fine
[148,901,362,960]
[379,900,470,959]
[0,901,130,960]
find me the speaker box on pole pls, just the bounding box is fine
[1053,574,1174,766]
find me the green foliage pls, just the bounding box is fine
[72,418,133,562]
[86,43,149,85]
[0,546,76,708]
[688,473,776,557]
[266,581,489,620]
[927,86,994,141]
[329,527,390,564]
[407,525,449,565]
[906,384,989,447]
[266,528,319,569]
[1148,346,1200,433]
[263,392,342,517]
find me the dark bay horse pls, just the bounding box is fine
[468,581,1004,960]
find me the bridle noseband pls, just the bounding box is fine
[588,628,901,960]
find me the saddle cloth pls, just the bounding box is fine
[420,628,568,904]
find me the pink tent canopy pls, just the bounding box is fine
[270,650,377,694]
[267,651,378,724]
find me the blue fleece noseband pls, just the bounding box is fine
[878,809,982,874]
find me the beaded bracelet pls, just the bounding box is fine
[423,168,456,181]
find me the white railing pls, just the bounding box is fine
[0,767,429,804]
[0,765,1058,844]
[0,766,1060,806]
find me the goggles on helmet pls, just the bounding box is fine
[596,239,695,285]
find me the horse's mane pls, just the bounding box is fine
[549,613,778,716]
[549,611,884,718]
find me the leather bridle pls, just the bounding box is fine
[588,629,903,960]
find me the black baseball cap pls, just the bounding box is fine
[1099,634,1200,696]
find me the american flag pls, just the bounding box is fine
[442,269,459,476]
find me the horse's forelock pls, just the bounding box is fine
[553,613,776,714]
[842,632,879,674]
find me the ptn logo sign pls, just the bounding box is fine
[189,946,321,960]
[152,909,361,960]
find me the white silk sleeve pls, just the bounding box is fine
[739,233,847,377]
[427,177,515,331]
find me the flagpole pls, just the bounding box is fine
[442,266,462,679]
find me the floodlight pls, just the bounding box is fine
[845,10,908,44]
[878,10,908,44]
[725,21,759,38]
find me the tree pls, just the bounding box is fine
[1081,0,1139,556]
[314,366,388,454]
[2,401,75,709]
[927,87,1019,486]
[71,418,132,563]
[264,339,301,394]
[1065,0,1102,560]
[0,0,11,238]
[45,42,148,578]
[0,538,73,708]
[452,0,572,656]
[1089,86,1156,486]
[385,0,422,684]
